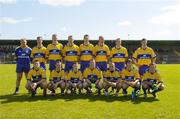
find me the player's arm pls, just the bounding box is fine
[106,46,111,63]
[151,49,156,63]
[125,48,128,62]
[45,46,49,62]
[132,50,139,67]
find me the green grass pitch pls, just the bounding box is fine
[0,64,180,119]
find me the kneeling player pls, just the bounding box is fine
[142,63,164,98]
[121,59,141,100]
[83,59,103,95]
[47,61,66,95]
[66,63,83,94]
[103,62,121,96]
[25,60,47,97]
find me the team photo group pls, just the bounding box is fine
[13,34,164,100]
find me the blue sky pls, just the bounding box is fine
[0,0,180,40]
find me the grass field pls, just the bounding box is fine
[0,64,180,119]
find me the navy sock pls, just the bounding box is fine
[142,88,147,94]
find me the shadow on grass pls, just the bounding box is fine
[0,92,159,104]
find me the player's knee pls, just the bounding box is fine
[83,82,88,88]
[41,82,47,89]
[142,83,148,89]
[159,84,165,91]
[60,82,66,89]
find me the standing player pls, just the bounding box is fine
[13,38,32,95]
[103,62,121,96]
[83,59,103,94]
[31,36,46,69]
[133,38,156,77]
[63,35,80,73]
[47,60,66,95]
[121,59,141,100]
[66,63,83,94]
[94,36,110,72]
[46,34,63,71]
[110,38,128,72]
[79,34,94,72]
[142,63,164,98]
[25,60,47,97]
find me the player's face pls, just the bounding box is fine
[149,64,156,73]
[116,39,121,46]
[99,36,104,46]
[52,35,58,42]
[56,62,61,70]
[20,39,27,47]
[109,63,115,71]
[37,37,43,45]
[127,61,132,68]
[68,36,74,45]
[90,60,96,69]
[84,36,89,45]
[141,40,147,47]
[73,64,78,72]
[34,62,40,69]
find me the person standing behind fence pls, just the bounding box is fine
[46,34,63,72]
[13,38,32,95]
[31,36,46,70]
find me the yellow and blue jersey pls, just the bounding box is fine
[31,46,46,63]
[46,43,63,60]
[94,44,110,62]
[50,70,65,83]
[121,67,140,81]
[79,43,94,61]
[103,69,120,82]
[67,70,83,83]
[63,44,80,62]
[84,68,103,81]
[133,47,156,66]
[110,47,128,63]
[142,70,162,83]
[15,46,32,64]
[27,67,46,82]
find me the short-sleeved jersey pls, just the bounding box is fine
[15,46,32,64]
[31,46,46,63]
[94,44,110,62]
[50,69,65,82]
[63,44,80,62]
[142,70,162,83]
[27,67,46,82]
[121,67,140,81]
[133,47,156,66]
[83,68,103,80]
[79,43,94,61]
[46,43,63,60]
[103,69,120,81]
[67,70,83,81]
[110,47,128,63]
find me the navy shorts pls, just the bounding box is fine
[139,65,149,75]
[49,60,56,71]
[16,63,30,73]
[65,61,75,72]
[96,62,107,71]
[114,62,125,71]
[40,62,46,70]
[80,61,90,73]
